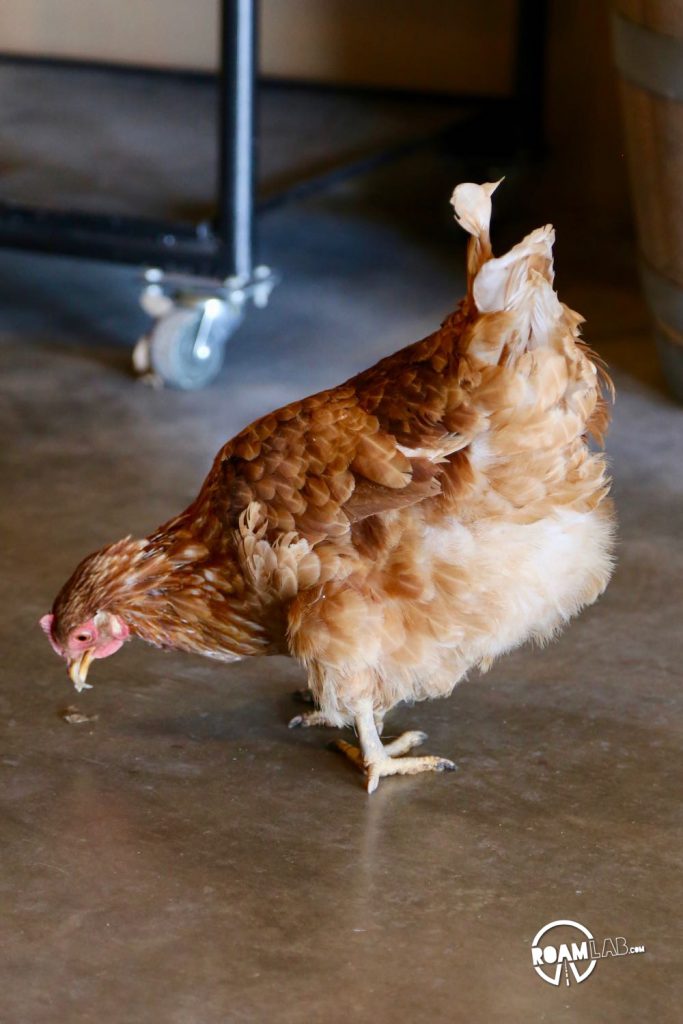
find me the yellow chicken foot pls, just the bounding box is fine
[332,704,456,794]
[333,730,427,763]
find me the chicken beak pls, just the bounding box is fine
[67,650,94,692]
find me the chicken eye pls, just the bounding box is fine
[75,632,92,643]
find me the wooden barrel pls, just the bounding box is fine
[613,1,683,400]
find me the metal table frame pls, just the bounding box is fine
[0,0,548,281]
[0,0,256,282]
[0,0,547,386]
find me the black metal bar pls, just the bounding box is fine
[0,203,223,276]
[0,50,214,85]
[258,105,504,212]
[0,50,540,112]
[215,0,255,279]
[513,0,549,155]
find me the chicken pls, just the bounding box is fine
[41,181,615,793]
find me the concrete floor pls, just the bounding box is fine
[0,147,681,1022]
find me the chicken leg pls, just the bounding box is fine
[333,702,456,794]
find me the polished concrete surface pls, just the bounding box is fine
[1,151,681,1022]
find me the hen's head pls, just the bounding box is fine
[40,538,146,691]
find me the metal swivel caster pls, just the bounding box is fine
[134,298,242,390]
[133,266,277,390]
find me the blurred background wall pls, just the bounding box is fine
[0,0,515,91]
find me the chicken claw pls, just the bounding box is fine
[382,730,429,756]
[365,755,456,795]
[288,709,337,729]
[332,724,456,793]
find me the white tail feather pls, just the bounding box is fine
[452,181,568,356]
[450,180,502,238]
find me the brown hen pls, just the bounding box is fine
[41,181,615,792]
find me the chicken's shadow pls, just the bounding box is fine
[119,683,332,747]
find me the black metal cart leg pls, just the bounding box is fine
[513,0,549,156]
[134,0,275,389]
[217,0,256,281]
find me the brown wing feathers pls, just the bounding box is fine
[198,373,457,545]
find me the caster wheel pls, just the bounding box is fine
[140,300,242,390]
